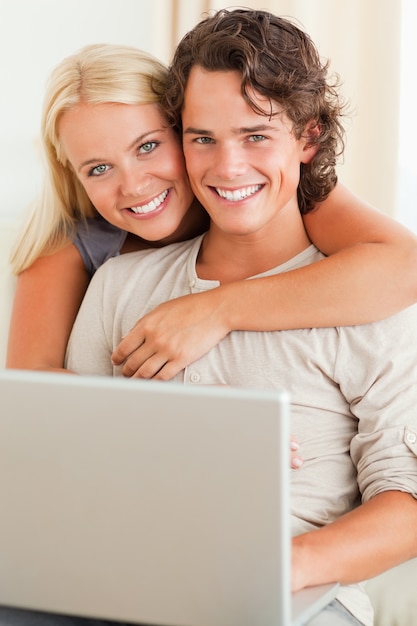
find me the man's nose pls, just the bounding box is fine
[213,143,247,180]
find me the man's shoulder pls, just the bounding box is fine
[337,301,417,346]
[380,301,417,331]
[96,235,202,278]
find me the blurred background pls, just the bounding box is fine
[0,0,416,231]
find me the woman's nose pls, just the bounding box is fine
[119,167,150,197]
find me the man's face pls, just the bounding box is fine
[182,67,315,241]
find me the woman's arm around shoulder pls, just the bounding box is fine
[112,183,417,379]
[6,243,90,373]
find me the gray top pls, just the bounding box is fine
[73,216,127,277]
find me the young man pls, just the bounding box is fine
[66,9,417,626]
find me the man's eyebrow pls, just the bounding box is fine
[183,124,279,136]
[183,127,213,136]
[238,124,279,134]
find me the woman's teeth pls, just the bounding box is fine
[129,189,169,214]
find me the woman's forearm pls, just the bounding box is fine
[221,239,417,332]
[113,238,417,379]
[6,244,89,371]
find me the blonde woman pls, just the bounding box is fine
[7,43,417,380]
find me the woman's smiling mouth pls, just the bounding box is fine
[128,189,169,214]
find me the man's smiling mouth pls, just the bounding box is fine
[214,185,262,201]
[129,189,169,214]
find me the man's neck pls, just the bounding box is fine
[196,213,312,284]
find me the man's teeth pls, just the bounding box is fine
[130,190,169,214]
[215,185,262,201]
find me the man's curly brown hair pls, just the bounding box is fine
[160,8,347,214]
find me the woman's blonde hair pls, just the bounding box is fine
[11,43,168,274]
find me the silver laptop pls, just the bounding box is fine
[0,369,338,626]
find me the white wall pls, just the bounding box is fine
[0,0,172,222]
[397,0,417,233]
[0,0,414,226]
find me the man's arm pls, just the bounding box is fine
[65,263,115,376]
[292,490,417,592]
[292,301,417,592]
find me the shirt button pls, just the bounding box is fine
[406,432,417,444]
[190,372,201,383]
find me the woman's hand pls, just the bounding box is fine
[111,290,230,380]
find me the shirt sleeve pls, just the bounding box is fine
[73,215,127,277]
[334,304,417,502]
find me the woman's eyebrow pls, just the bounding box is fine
[126,128,164,150]
[78,128,165,171]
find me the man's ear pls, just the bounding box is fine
[300,120,320,164]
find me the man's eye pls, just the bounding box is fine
[249,135,266,142]
[195,137,213,144]
[139,141,158,154]
[89,164,109,177]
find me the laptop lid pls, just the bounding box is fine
[0,369,337,625]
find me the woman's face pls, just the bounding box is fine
[58,101,195,242]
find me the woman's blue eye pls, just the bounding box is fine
[89,164,109,177]
[139,141,158,154]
